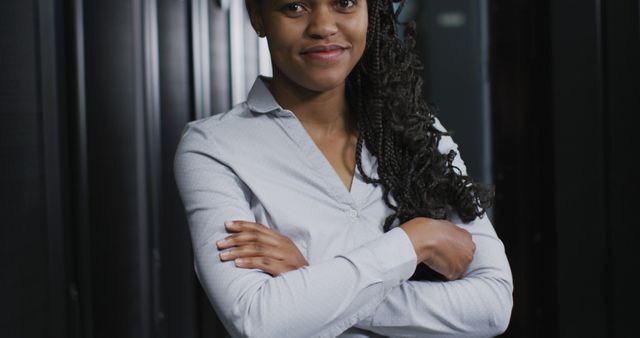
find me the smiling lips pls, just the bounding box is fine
[300,44,348,62]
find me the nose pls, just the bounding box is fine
[306,6,338,39]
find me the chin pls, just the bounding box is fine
[298,71,349,93]
[305,80,345,93]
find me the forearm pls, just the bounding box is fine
[355,270,512,338]
[194,226,417,338]
[174,124,420,338]
[354,216,513,338]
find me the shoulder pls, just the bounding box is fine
[174,103,251,165]
[176,102,272,152]
[181,103,253,140]
[175,101,284,169]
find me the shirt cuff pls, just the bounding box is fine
[341,226,418,293]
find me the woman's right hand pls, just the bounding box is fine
[400,217,476,280]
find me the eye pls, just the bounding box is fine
[336,0,357,10]
[281,2,307,15]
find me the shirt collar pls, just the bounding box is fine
[246,75,283,114]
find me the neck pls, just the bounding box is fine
[266,69,356,138]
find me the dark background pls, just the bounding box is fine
[1,0,638,337]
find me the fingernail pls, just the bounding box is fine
[235,258,244,264]
[220,250,231,258]
[224,221,234,227]
[216,239,227,247]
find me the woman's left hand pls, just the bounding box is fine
[216,220,309,277]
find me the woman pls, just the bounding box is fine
[174,0,513,337]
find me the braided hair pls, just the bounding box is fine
[347,0,494,233]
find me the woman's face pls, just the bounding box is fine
[248,0,368,92]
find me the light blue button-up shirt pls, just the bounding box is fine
[174,76,513,338]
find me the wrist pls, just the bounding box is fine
[400,217,435,264]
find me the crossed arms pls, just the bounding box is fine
[174,124,513,338]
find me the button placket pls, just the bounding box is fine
[344,207,360,224]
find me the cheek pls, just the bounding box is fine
[268,42,299,75]
[265,24,303,62]
[348,8,368,43]
[346,15,368,60]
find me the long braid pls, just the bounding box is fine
[346,0,494,240]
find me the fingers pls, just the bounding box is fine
[217,221,282,249]
[219,242,287,261]
[224,220,281,239]
[217,220,288,262]
[217,231,282,250]
[231,257,294,277]
[216,220,308,276]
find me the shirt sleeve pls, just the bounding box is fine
[354,214,513,338]
[174,123,420,338]
[354,118,514,338]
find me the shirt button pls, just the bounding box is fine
[347,209,358,218]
